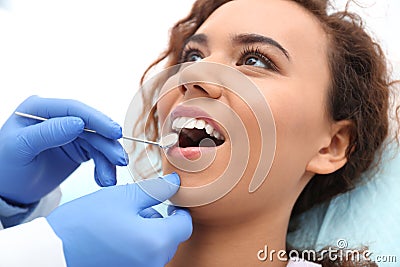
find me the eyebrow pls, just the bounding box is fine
[232,33,290,60]
[183,33,208,48]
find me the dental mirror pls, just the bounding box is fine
[123,133,178,149]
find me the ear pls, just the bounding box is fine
[306,120,353,175]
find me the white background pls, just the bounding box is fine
[0,0,399,203]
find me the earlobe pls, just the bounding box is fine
[306,120,353,175]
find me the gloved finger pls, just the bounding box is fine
[18,117,84,157]
[79,132,128,166]
[139,207,163,218]
[78,139,117,186]
[17,95,122,139]
[163,208,193,243]
[129,173,180,212]
[167,205,181,216]
[94,155,117,187]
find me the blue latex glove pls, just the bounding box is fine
[0,95,128,205]
[47,173,192,267]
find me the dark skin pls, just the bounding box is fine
[156,0,352,266]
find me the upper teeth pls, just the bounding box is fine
[172,117,225,140]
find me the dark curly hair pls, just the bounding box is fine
[134,0,398,266]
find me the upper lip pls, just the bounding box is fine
[170,105,225,136]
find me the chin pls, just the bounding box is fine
[160,137,235,208]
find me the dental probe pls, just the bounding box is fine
[14,111,178,149]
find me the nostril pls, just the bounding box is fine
[180,83,207,95]
[193,84,208,94]
[179,85,187,95]
[181,82,222,99]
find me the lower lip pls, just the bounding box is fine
[167,146,217,160]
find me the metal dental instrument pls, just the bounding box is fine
[14,111,178,149]
[122,133,178,149]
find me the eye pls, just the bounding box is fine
[244,56,267,68]
[180,47,204,63]
[238,47,278,72]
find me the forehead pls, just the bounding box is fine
[195,0,330,75]
[199,0,326,42]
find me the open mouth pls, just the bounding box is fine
[172,117,225,148]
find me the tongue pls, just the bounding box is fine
[178,128,212,148]
[183,128,209,141]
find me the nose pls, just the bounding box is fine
[178,62,223,99]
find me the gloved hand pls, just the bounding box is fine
[47,173,192,267]
[0,95,128,205]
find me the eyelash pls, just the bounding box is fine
[180,45,279,72]
[180,45,203,63]
[238,46,279,72]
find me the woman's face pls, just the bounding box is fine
[156,0,334,222]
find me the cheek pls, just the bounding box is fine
[267,87,329,177]
[157,89,181,124]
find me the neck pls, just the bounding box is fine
[167,211,290,267]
